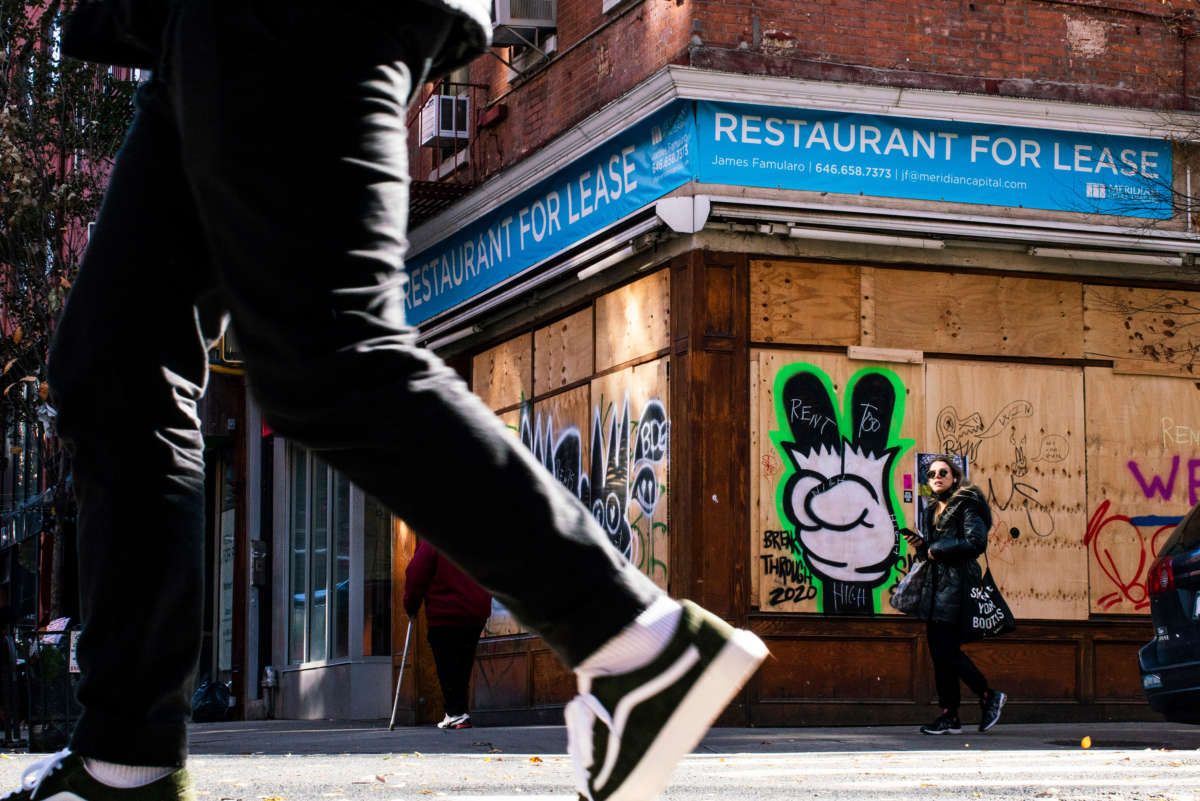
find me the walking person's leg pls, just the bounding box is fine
[921,621,963,734]
[167,2,765,799]
[7,76,223,799]
[960,648,1007,732]
[939,622,1006,731]
[8,2,766,799]
[426,626,476,726]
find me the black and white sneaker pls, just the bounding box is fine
[920,710,963,735]
[436,713,470,729]
[566,600,768,801]
[979,690,1007,732]
[0,749,193,800]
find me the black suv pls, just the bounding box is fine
[1140,504,1200,722]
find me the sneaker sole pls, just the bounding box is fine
[920,727,963,735]
[980,693,1007,732]
[602,628,768,801]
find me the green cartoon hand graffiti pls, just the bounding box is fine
[771,364,913,614]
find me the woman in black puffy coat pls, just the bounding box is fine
[903,456,1007,735]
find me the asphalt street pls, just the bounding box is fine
[0,721,1197,800]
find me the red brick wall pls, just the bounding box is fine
[409,0,1196,194]
[690,0,1193,109]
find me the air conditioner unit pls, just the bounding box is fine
[420,94,470,150]
[493,0,556,46]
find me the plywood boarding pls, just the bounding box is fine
[749,260,860,345]
[594,270,670,372]
[473,333,532,412]
[752,349,924,615]
[925,360,1088,621]
[1084,368,1200,615]
[872,269,1084,358]
[591,359,671,590]
[485,406,527,637]
[534,307,594,395]
[1084,285,1200,378]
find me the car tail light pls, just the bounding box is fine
[1148,556,1176,596]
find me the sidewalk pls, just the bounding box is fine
[187,718,1200,756]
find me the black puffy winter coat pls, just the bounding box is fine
[916,485,992,623]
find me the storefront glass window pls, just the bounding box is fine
[308,458,329,663]
[288,446,353,664]
[332,476,351,659]
[288,446,307,664]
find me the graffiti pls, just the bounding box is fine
[589,399,632,559]
[518,393,670,581]
[1084,499,1181,611]
[937,401,1069,473]
[1162,417,1200,449]
[760,530,819,606]
[769,364,913,614]
[985,474,1055,538]
[1128,456,1200,506]
[937,401,1067,538]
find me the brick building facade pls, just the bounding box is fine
[266,1,1200,725]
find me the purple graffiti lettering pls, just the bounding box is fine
[1128,456,1179,501]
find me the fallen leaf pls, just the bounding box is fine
[529,756,543,763]
[1081,736,1092,749]
[375,775,386,783]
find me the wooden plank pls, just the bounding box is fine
[472,333,531,411]
[749,260,860,345]
[1085,285,1200,378]
[963,639,1079,700]
[591,359,671,590]
[749,352,761,606]
[925,360,1088,621]
[595,270,670,372]
[753,350,924,615]
[848,346,923,364]
[1113,358,1200,378]
[860,266,876,347]
[1084,367,1200,615]
[757,638,917,700]
[534,307,594,395]
[1094,641,1148,701]
[873,270,1084,358]
[530,649,575,706]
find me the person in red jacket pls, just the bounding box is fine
[404,541,492,730]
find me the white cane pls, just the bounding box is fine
[388,619,414,731]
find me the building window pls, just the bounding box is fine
[287,445,351,664]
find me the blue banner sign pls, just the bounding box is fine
[404,103,696,324]
[407,98,1173,324]
[695,100,1172,220]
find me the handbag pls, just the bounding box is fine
[888,559,929,616]
[959,554,1016,642]
[61,0,166,69]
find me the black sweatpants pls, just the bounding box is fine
[47,0,659,767]
[427,626,483,718]
[926,621,990,714]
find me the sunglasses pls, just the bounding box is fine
[927,468,951,479]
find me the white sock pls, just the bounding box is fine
[576,596,683,677]
[83,758,174,788]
